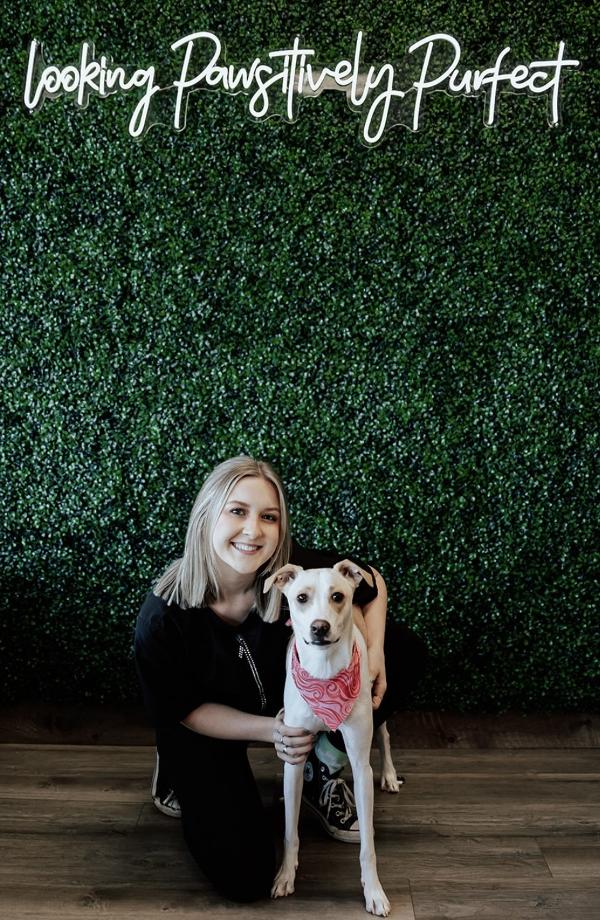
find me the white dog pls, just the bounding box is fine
[265,560,396,917]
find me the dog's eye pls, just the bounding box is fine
[331,592,344,603]
[296,593,309,604]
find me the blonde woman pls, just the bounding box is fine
[134,456,428,902]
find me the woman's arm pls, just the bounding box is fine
[181,703,314,763]
[358,567,388,710]
[362,567,387,652]
[181,702,276,742]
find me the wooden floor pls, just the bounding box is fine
[0,744,598,919]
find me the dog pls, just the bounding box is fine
[264,559,397,917]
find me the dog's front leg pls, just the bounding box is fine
[344,730,390,917]
[271,762,304,898]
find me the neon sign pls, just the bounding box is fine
[24,32,580,146]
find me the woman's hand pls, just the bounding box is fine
[367,645,387,710]
[272,709,315,765]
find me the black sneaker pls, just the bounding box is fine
[302,750,360,843]
[151,751,181,818]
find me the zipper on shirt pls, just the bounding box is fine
[235,634,267,712]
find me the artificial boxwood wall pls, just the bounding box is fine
[1,1,597,711]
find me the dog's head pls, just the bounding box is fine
[264,560,369,647]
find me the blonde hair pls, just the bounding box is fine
[153,456,290,623]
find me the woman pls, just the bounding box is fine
[134,456,428,902]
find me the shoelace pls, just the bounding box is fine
[318,778,356,824]
[162,790,180,809]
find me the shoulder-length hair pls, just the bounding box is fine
[153,456,290,623]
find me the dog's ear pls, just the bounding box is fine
[263,564,304,593]
[333,559,373,589]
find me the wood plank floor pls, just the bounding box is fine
[0,744,598,919]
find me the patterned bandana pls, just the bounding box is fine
[291,640,361,730]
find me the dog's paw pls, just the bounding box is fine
[380,770,404,793]
[271,868,296,898]
[364,885,391,916]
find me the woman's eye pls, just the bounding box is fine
[230,508,245,515]
[263,514,279,522]
[297,593,308,604]
[331,592,344,603]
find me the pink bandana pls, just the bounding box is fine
[291,641,361,730]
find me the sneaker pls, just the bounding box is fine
[151,751,181,818]
[302,750,360,843]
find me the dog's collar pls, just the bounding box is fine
[291,641,361,731]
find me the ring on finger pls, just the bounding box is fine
[283,744,288,755]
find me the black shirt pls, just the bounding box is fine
[134,542,377,731]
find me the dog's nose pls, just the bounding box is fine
[310,620,330,639]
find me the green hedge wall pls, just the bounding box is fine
[1,1,597,711]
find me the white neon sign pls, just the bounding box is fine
[24,32,580,146]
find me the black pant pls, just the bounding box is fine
[169,734,276,902]
[161,620,429,902]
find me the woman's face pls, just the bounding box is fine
[211,476,281,578]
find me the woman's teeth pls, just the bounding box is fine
[233,543,260,552]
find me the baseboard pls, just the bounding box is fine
[0,703,597,747]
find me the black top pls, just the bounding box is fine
[134,542,377,732]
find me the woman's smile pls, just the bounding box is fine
[232,541,263,554]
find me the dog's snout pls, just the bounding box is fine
[310,619,330,638]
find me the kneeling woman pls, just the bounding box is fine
[134,456,428,902]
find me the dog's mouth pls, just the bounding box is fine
[303,637,341,646]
